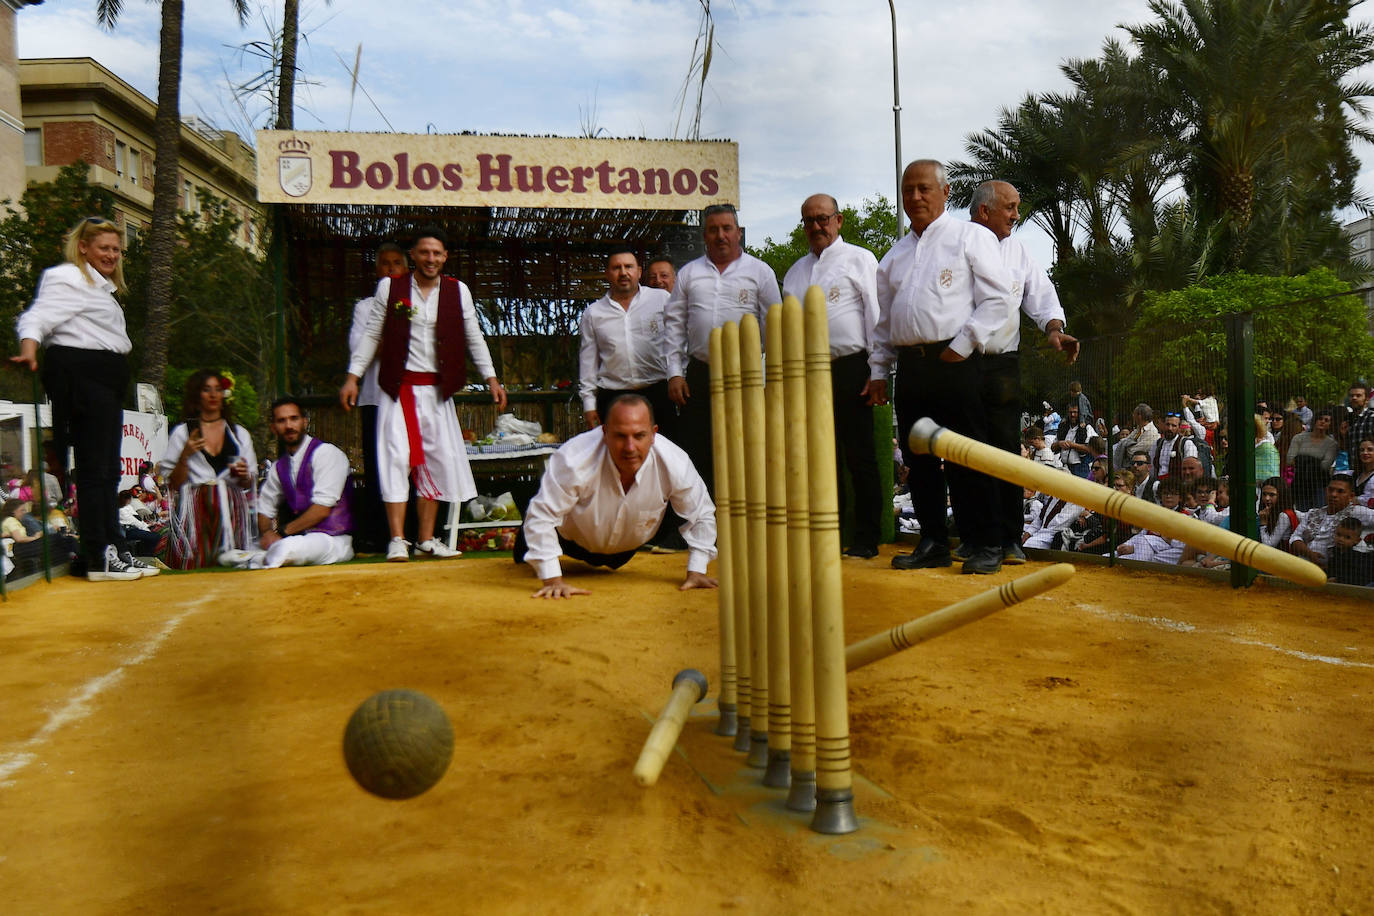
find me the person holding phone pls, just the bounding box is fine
[158,369,257,568]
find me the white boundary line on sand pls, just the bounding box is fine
[0,591,218,788]
[1078,604,1374,670]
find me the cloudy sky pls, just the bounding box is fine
[17,0,1374,265]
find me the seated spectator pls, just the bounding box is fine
[1128,448,1153,500]
[1333,406,1354,472]
[118,489,161,558]
[227,397,355,570]
[1023,426,1064,470]
[157,370,257,569]
[1256,477,1299,549]
[1287,409,1338,510]
[1327,517,1374,586]
[1147,411,1198,489]
[1291,394,1314,431]
[1186,476,1222,524]
[1351,438,1374,506]
[1051,404,1103,478]
[1211,477,1231,528]
[1022,490,1082,550]
[2,497,44,575]
[1088,458,1109,485]
[515,395,718,597]
[1289,474,1374,570]
[137,460,164,504]
[1253,415,1280,482]
[1022,486,1043,531]
[1115,529,1185,564]
[1112,403,1160,469]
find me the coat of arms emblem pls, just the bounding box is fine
[939,268,954,289]
[277,136,313,198]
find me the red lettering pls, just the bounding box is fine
[364,161,393,189]
[643,168,670,195]
[672,169,697,195]
[569,166,594,193]
[478,154,512,192]
[546,165,570,193]
[514,165,544,192]
[413,162,439,190]
[700,169,719,196]
[596,160,616,194]
[394,152,411,190]
[616,168,642,194]
[330,150,363,188]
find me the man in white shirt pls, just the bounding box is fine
[578,250,674,431]
[340,226,508,562]
[1052,404,1103,478]
[515,394,718,598]
[868,160,1014,574]
[969,180,1077,565]
[1113,403,1161,469]
[782,193,884,558]
[664,203,782,491]
[645,256,677,294]
[347,243,407,553]
[229,398,355,569]
[1290,474,1374,569]
[1147,411,1199,491]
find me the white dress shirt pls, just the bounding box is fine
[348,297,382,407]
[782,238,880,365]
[577,286,671,411]
[1023,496,1082,549]
[1290,504,1374,558]
[982,236,1066,355]
[1150,434,1198,477]
[258,435,349,517]
[663,252,781,377]
[348,276,497,381]
[871,211,1013,375]
[17,262,132,353]
[522,428,717,580]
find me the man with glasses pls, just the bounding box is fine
[1128,449,1153,499]
[870,160,1013,575]
[664,203,782,491]
[781,194,883,558]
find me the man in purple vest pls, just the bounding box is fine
[340,226,508,562]
[236,397,354,569]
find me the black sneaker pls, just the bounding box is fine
[844,544,879,559]
[88,545,141,582]
[120,550,160,577]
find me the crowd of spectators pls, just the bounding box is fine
[998,381,1374,587]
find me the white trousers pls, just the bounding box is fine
[375,386,476,503]
[258,532,354,568]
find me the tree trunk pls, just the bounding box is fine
[277,0,298,130]
[142,0,184,389]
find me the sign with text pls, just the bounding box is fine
[256,131,739,210]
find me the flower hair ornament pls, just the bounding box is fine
[220,370,236,404]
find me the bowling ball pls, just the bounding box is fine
[342,689,453,799]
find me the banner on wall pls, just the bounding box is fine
[256,131,740,211]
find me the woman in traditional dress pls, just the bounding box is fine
[158,370,257,568]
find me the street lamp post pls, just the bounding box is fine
[888,0,902,240]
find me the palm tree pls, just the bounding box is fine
[97,0,249,389]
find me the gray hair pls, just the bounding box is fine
[1134,403,1154,422]
[906,159,948,186]
[968,181,999,217]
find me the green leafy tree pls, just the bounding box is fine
[747,195,899,287]
[1116,269,1374,411]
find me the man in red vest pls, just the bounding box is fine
[340,226,507,562]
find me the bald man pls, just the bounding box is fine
[782,193,883,558]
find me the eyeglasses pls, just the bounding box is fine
[801,213,837,227]
[84,216,115,227]
[1131,459,1148,466]
[1165,411,1181,418]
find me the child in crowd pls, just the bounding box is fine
[1117,479,1185,563]
[1023,427,1064,470]
[1327,517,1374,586]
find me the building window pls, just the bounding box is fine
[125,223,140,247]
[115,140,126,179]
[23,129,41,167]
[183,179,194,211]
[128,149,140,186]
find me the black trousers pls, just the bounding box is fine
[43,346,128,564]
[894,343,999,549]
[980,352,1025,548]
[832,351,882,549]
[511,526,637,570]
[354,405,388,551]
[595,379,678,441]
[677,357,715,496]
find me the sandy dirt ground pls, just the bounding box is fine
[0,550,1371,915]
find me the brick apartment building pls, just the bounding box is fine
[20,57,263,250]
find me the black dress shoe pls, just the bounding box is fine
[891,540,952,570]
[844,544,879,559]
[951,542,970,562]
[961,546,1003,575]
[1003,544,1028,565]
